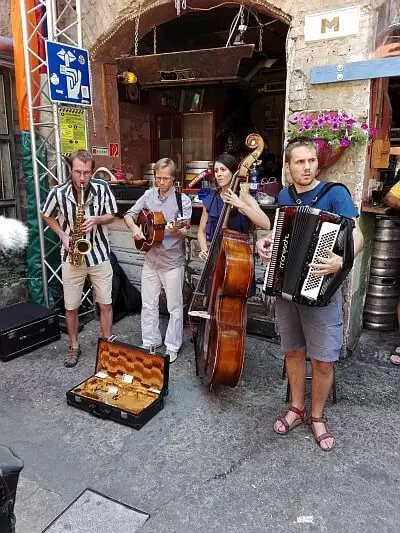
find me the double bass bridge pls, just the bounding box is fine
[187,310,211,319]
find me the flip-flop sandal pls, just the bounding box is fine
[310,415,335,452]
[389,352,400,365]
[274,405,307,435]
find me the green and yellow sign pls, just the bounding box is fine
[59,107,87,157]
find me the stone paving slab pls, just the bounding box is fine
[0,315,399,533]
[41,488,149,533]
[14,477,67,533]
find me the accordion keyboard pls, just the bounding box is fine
[300,221,341,301]
[263,209,285,291]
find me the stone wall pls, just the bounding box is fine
[0,0,11,37]
[80,0,386,352]
[82,0,381,193]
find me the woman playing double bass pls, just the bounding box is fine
[189,140,271,389]
[197,153,271,261]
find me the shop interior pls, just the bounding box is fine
[110,5,288,214]
[362,75,400,334]
[362,77,400,212]
[384,77,400,184]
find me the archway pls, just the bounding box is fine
[89,1,290,334]
[89,1,291,60]
[99,2,289,185]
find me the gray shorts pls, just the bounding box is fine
[275,291,343,362]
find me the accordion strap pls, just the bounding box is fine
[288,181,351,207]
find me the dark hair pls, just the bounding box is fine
[68,149,96,171]
[214,153,238,175]
[284,137,317,164]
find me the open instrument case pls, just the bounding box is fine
[66,338,169,429]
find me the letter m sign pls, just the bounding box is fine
[321,16,340,34]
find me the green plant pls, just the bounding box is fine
[287,110,376,150]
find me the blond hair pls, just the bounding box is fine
[154,158,176,178]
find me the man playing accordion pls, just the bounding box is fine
[257,137,364,452]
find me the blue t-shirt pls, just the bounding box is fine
[202,191,250,241]
[278,181,358,218]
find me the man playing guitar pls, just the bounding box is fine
[124,158,192,362]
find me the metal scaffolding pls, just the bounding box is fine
[19,0,92,312]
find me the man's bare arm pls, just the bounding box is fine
[383,192,400,210]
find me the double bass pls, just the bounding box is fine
[188,134,264,389]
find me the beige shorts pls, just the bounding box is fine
[62,259,113,310]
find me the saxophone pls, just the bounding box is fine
[69,183,92,266]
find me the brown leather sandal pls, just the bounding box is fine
[274,406,307,435]
[310,415,335,452]
[64,345,81,368]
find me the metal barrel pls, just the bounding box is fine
[371,241,400,260]
[141,163,155,185]
[363,217,400,331]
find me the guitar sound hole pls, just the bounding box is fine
[143,223,148,236]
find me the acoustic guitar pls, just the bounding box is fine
[134,209,190,252]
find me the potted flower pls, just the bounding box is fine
[287,110,376,172]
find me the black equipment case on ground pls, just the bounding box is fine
[66,338,169,430]
[0,445,24,533]
[0,302,60,361]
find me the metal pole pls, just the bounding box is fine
[76,0,82,47]
[19,0,49,307]
[46,0,64,183]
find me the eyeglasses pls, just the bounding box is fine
[155,176,173,182]
[72,170,92,178]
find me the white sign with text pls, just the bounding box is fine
[304,5,361,42]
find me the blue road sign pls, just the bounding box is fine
[310,56,400,85]
[45,40,91,106]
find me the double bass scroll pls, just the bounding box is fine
[189,134,264,388]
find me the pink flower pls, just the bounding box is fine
[370,127,377,136]
[340,139,350,147]
[360,123,369,130]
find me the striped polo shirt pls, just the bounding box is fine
[41,178,118,266]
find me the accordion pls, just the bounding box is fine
[263,206,354,306]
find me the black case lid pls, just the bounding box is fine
[0,302,56,332]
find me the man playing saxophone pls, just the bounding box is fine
[41,150,118,367]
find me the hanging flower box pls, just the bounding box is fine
[287,110,376,172]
